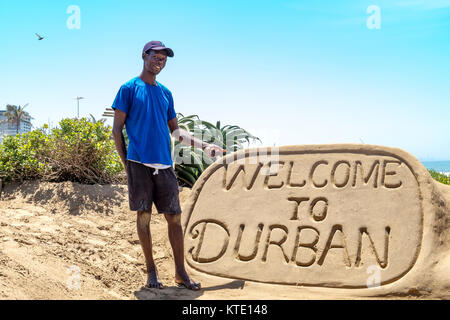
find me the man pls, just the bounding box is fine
[112,41,224,290]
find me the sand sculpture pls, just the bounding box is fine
[182,145,450,297]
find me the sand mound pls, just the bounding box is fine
[180,145,450,299]
[0,181,196,300]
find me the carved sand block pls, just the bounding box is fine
[182,145,450,297]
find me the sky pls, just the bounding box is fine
[0,0,449,161]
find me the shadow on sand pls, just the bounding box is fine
[1,180,127,216]
[134,279,246,300]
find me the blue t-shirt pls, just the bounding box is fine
[112,77,177,166]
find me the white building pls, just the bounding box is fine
[0,110,32,142]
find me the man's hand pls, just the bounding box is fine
[203,144,226,158]
[168,119,226,158]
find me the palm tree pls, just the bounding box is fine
[1,104,32,134]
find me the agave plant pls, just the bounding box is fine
[172,113,261,187]
[88,114,107,124]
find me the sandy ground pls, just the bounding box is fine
[0,181,184,299]
[0,181,281,300]
[0,180,444,300]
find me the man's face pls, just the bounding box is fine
[143,50,168,75]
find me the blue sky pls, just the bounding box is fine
[0,0,449,161]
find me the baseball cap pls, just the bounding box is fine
[143,41,174,58]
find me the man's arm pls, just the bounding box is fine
[168,118,225,157]
[112,109,128,170]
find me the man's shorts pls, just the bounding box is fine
[126,160,182,214]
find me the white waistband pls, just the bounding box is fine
[128,160,172,175]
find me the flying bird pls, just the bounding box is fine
[35,33,44,40]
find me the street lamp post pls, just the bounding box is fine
[74,96,85,118]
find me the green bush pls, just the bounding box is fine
[428,169,450,185]
[0,115,260,186]
[0,118,124,184]
[0,127,48,181]
[3,117,448,189]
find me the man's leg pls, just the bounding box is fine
[164,213,201,290]
[137,210,164,289]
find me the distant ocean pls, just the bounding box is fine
[421,160,450,175]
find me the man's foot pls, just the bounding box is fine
[175,271,201,291]
[144,271,165,289]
